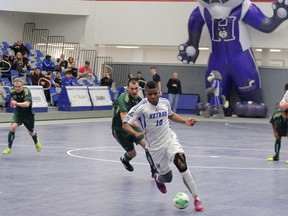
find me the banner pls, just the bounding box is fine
[66,86,91,107]
[27,86,48,109]
[88,86,113,110]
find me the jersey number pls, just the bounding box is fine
[156,119,163,126]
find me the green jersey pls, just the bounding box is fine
[10,87,33,116]
[270,109,288,135]
[112,91,142,131]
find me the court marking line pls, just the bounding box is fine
[66,147,288,171]
[224,122,269,130]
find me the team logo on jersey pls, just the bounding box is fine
[217,27,228,39]
[128,112,134,117]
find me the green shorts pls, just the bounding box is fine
[112,127,144,152]
[12,113,35,132]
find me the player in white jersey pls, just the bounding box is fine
[123,81,204,212]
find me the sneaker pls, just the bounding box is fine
[151,168,159,178]
[120,156,134,172]
[154,174,167,194]
[194,199,204,211]
[267,155,279,161]
[286,160,288,164]
[35,140,42,152]
[2,147,12,154]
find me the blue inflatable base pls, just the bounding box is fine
[93,106,112,110]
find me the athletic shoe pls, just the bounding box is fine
[194,199,204,211]
[267,156,279,161]
[154,174,167,194]
[2,147,12,154]
[286,160,288,164]
[151,168,159,178]
[35,140,42,152]
[120,156,134,172]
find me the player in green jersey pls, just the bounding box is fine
[2,78,42,154]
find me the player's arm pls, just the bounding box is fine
[120,111,140,128]
[169,112,198,127]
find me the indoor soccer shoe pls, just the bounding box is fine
[154,174,167,194]
[120,156,134,172]
[194,199,204,211]
[35,140,42,152]
[267,156,279,161]
[2,147,12,154]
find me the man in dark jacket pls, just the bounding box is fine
[167,72,182,112]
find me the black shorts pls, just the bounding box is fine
[12,113,35,132]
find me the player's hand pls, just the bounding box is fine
[185,118,198,127]
[10,100,17,108]
[134,129,150,137]
[279,100,288,111]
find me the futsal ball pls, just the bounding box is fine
[173,192,190,209]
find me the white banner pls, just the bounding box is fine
[88,86,112,106]
[66,86,91,107]
[26,85,48,108]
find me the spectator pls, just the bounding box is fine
[66,62,78,78]
[12,52,27,84]
[9,39,30,55]
[167,72,182,112]
[150,66,162,96]
[77,61,95,85]
[56,54,68,71]
[0,53,12,81]
[100,71,113,88]
[135,71,146,89]
[67,57,74,68]
[30,67,46,86]
[8,54,15,65]
[62,71,73,87]
[54,71,62,87]
[22,51,31,71]
[42,55,55,72]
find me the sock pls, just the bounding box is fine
[8,131,15,149]
[32,133,38,144]
[145,151,157,171]
[275,139,281,157]
[123,152,132,162]
[181,169,199,198]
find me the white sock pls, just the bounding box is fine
[181,169,199,199]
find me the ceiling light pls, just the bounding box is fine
[199,47,209,50]
[270,49,281,52]
[255,49,262,52]
[116,46,140,49]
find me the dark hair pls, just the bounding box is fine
[137,71,142,74]
[85,61,90,65]
[127,78,138,86]
[150,66,157,70]
[145,80,157,90]
[35,67,41,71]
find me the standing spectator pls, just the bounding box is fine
[12,52,27,84]
[22,51,31,71]
[150,66,162,96]
[42,55,55,72]
[2,78,41,155]
[135,71,146,89]
[167,72,182,112]
[9,40,30,55]
[77,61,95,85]
[56,54,68,71]
[100,71,113,88]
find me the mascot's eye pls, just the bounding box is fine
[202,0,230,4]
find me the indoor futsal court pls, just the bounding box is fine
[0,116,287,216]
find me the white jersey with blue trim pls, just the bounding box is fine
[123,97,177,151]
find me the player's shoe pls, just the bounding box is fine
[2,147,12,154]
[267,155,279,161]
[154,174,167,194]
[194,199,204,211]
[151,168,158,178]
[35,140,42,152]
[286,160,288,164]
[120,156,134,172]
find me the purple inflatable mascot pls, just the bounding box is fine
[178,0,288,117]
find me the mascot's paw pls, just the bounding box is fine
[178,44,198,65]
[234,101,267,117]
[272,0,288,19]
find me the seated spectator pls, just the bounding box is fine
[0,53,12,81]
[54,71,62,87]
[67,56,74,68]
[42,55,55,72]
[8,54,15,65]
[56,54,68,71]
[12,52,27,84]
[0,83,7,107]
[9,39,30,55]
[62,71,73,87]
[30,67,46,86]
[77,61,95,85]
[100,71,113,88]
[22,51,31,71]
[45,72,56,88]
[65,62,78,78]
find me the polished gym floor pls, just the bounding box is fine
[0,116,287,216]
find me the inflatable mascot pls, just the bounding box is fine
[200,70,229,118]
[178,0,288,117]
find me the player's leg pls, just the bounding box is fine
[2,122,19,154]
[138,138,158,178]
[267,138,281,161]
[23,115,41,152]
[112,129,136,172]
[173,152,204,211]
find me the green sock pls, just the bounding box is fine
[124,152,132,162]
[145,151,156,171]
[275,139,281,157]
[8,131,15,149]
[32,133,38,144]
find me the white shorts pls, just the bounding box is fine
[150,137,184,175]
